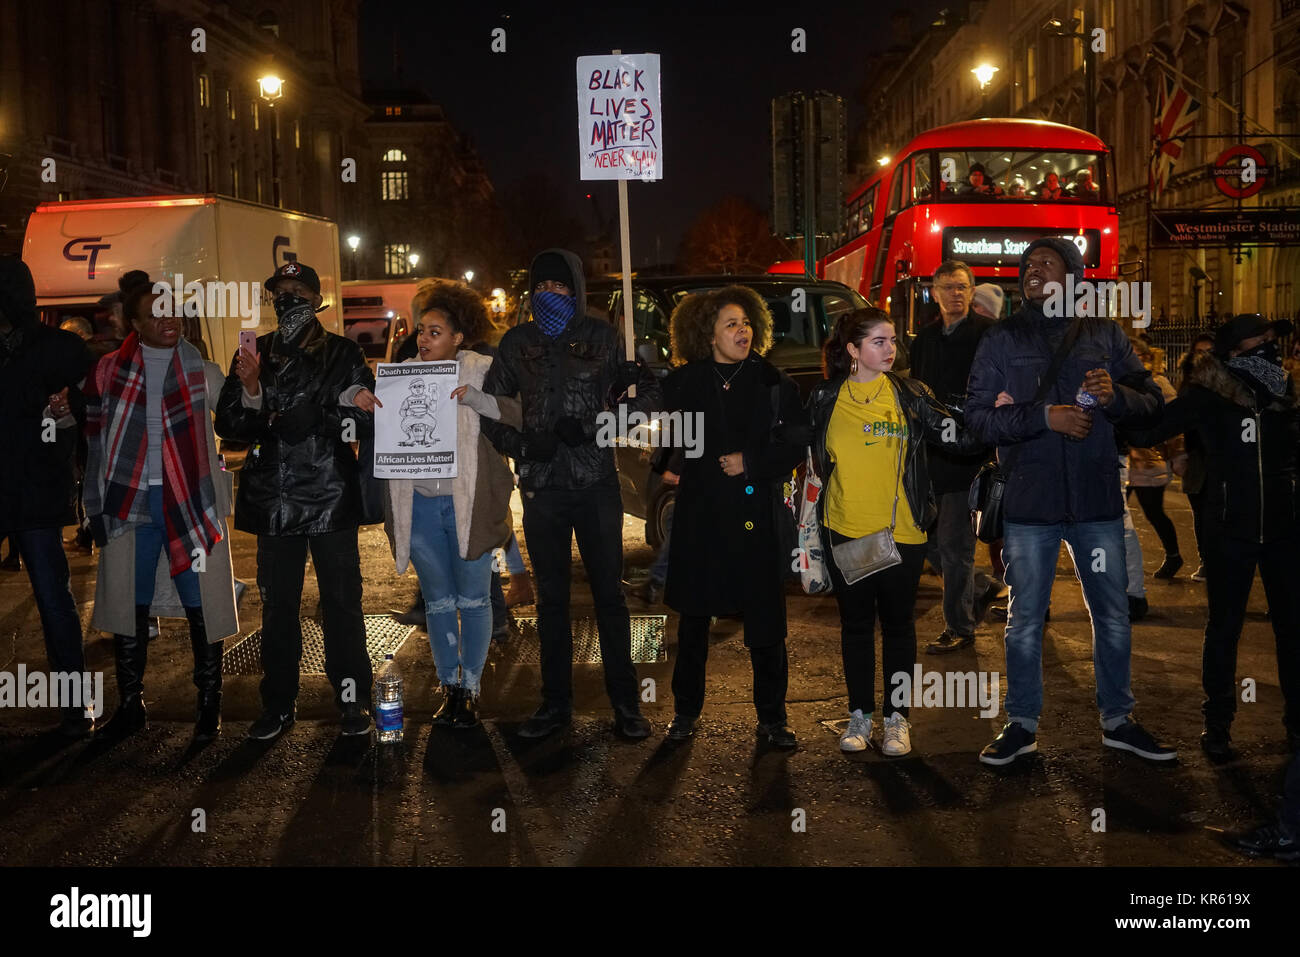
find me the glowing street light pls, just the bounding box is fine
[257,74,284,101]
[408,252,420,270]
[463,270,475,284]
[346,234,360,251]
[971,63,999,90]
[258,73,285,207]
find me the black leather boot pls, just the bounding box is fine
[432,685,461,725]
[452,689,480,729]
[98,604,151,739]
[187,606,223,741]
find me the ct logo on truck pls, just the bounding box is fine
[63,237,111,280]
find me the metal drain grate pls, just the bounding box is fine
[500,615,667,664]
[221,615,415,676]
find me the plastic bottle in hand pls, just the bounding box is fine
[1068,387,1098,441]
[373,653,404,743]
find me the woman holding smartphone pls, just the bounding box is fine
[381,279,519,728]
[806,307,976,757]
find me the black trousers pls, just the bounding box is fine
[671,614,789,724]
[1201,531,1300,736]
[520,481,639,712]
[256,527,372,713]
[828,532,927,717]
[1128,485,1180,558]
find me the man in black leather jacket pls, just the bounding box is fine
[482,248,660,739]
[215,262,379,741]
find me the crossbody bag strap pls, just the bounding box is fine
[1003,316,1086,472]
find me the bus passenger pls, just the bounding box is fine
[1037,172,1064,200]
[1070,169,1100,198]
[963,163,1002,196]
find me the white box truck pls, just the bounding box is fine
[341,278,423,373]
[22,194,343,373]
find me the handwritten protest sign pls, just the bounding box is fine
[576,53,662,181]
[372,361,459,479]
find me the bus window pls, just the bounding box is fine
[858,183,877,234]
[933,149,1111,203]
[887,163,910,217]
[910,154,935,203]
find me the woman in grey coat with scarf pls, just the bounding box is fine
[83,272,238,742]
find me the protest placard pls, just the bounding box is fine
[576,53,662,181]
[372,361,459,479]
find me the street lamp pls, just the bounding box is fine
[1041,0,1097,134]
[971,63,999,90]
[346,234,360,280]
[463,270,475,285]
[258,73,285,207]
[408,252,420,276]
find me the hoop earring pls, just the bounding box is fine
[850,357,858,375]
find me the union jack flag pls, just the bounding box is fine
[1149,75,1201,200]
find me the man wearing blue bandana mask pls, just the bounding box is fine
[482,248,662,740]
[216,260,380,742]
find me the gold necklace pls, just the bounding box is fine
[846,376,888,405]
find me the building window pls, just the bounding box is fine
[384,106,404,117]
[381,170,409,201]
[203,152,213,191]
[294,119,300,149]
[226,89,235,121]
[384,243,412,276]
[252,100,260,131]
[1027,43,1037,102]
[230,162,239,197]
[382,148,408,162]
[199,74,210,108]
[256,171,263,203]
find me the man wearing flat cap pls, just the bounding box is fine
[215,261,381,740]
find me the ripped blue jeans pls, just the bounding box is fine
[408,493,494,695]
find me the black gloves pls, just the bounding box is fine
[88,514,108,549]
[270,402,324,445]
[615,360,641,390]
[553,416,587,447]
[520,431,559,462]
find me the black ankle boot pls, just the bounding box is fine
[433,685,461,725]
[187,606,223,741]
[98,604,151,739]
[453,689,480,729]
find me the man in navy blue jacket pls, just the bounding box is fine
[966,238,1176,766]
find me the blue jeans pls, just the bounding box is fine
[502,533,525,576]
[408,494,494,695]
[1002,519,1135,732]
[648,501,674,587]
[135,485,202,608]
[15,526,85,676]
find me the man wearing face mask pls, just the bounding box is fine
[215,262,380,740]
[1128,314,1300,760]
[481,248,661,740]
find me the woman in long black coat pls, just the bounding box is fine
[660,286,806,748]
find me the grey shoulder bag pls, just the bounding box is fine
[830,403,907,585]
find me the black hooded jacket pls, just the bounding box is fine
[1127,351,1299,543]
[482,248,661,490]
[0,258,91,533]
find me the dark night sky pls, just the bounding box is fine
[358,2,949,264]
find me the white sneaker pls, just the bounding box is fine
[881,713,912,757]
[839,709,873,752]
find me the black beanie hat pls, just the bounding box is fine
[531,251,574,290]
[0,256,37,327]
[1019,236,1086,300]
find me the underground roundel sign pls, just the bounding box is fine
[1213,145,1269,199]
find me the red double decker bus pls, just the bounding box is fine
[818,118,1119,333]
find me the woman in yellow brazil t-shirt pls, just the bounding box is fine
[806,307,979,758]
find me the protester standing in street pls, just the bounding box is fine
[1124,338,1183,580]
[807,307,979,756]
[215,261,378,740]
[83,272,237,741]
[481,248,660,739]
[658,288,806,748]
[908,260,993,653]
[1127,314,1300,760]
[966,238,1176,766]
[381,280,519,729]
[0,257,94,736]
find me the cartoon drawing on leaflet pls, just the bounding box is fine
[398,378,440,446]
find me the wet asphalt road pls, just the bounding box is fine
[0,487,1295,867]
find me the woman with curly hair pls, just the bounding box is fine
[382,279,520,728]
[660,285,807,748]
[806,307,977,757]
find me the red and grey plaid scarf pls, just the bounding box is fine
[84,332,223,575]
